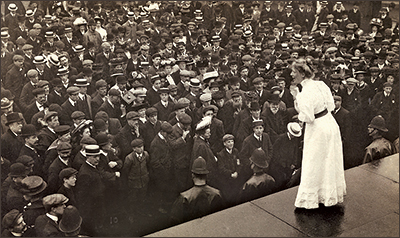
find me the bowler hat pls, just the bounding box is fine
[249,101,261,111]
[93,118,107,131]
[59,205,82,233]
[20,176,47,196]
[9,163,28,178]
[249,148,269,168]
[5,112,23,126]
[191,156,209,174]
[20,124,37,137]
[368,115,388,132]
[94,133,109,147]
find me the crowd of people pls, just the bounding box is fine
[1,0,399,236]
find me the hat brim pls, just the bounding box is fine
[22,181,48,196]
[1,100,14,110]
[369,124,388,132]
[191,168,210,174]
[5,117,23,126]
[249,157,269,168]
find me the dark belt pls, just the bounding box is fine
[315,108,328,119]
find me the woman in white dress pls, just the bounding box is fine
[290,59,346,209]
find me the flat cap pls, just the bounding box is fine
[54,125,71,135]
[71,111,86,120]
[178,113,192,125]
[57,141,72,151]
[145,107,158,117]
[161,121,173,133]
[131,138,144,148]
[108,88,120,96]
[66,86,79,94]
[222,134,234,142]
[59,168,78,181]
[2,209,23,229]
[43,194,69,208]
[126,111,140,120]
[44,111,58,121]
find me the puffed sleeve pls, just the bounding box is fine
[296,91,315,124]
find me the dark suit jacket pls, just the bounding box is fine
[1,129,23,164]
[141,120,162,152]
[149,134,174,190]
[19,145,44,178]
[153,101,175,122]
[97,100,122,120]
[5,65,25,99]
[47,157,70,194]
[191,136,218,186]
[34,214,64,237]
[145,87,161,107]
[91,94,105,116]
[19,82,36,111]
[60,99,79,125]
[76,162,106,224]
[48,90,66,106]
[114,125,141,160]
[239,132,273,180]
[23,102,41,125]
[37,127,57,153]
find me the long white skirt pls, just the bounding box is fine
[295,113,346,209]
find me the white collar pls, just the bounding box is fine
[68,98,76,106]
[46,213,58,223]
[86,160,96,168]
[58,156,68,166]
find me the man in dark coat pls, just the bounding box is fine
[169,113,193,193]
[114,111,142,160]
[97,88,123,122]
[216,134,242,207]
[268,122,302,191]
[149,122,175,214]
[91,80,108,116]
[1,112,24,164]
[262,94,288,144]
[141,107,162,152]
[37,111,59,153]
[47,142,72,195]
[19,69,39,112]
[239,148,276,203]
[4,54,26,103]
[170,156,224,225]
[75,145,109,236]
[20,175,48,237]
[34,194,68,237]
[5,163,28,213]
[60,86,81,126]
[153,88,175,122]
[19,124,44,178]
[239,119,273,184]
[23,88,48,125]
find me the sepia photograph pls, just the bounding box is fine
[0,0,399,237]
